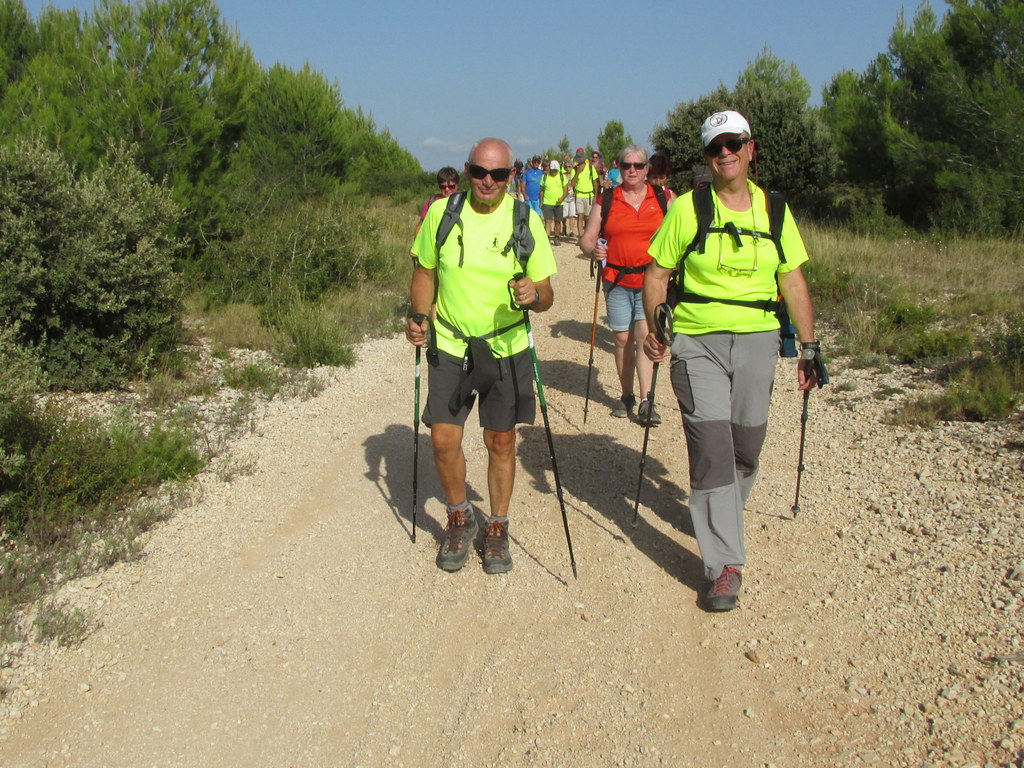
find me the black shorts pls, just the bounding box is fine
[542,204,564,222]
[423,348,536,432]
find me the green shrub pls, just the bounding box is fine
[991,312,1024,366]
[893,357,1020,424]
[34,601,89,646]
[0,404,204,546]
[879,295,936,331]
[894,328,973,364]
[223,362,284,396]
[270,301,354,368]
[0,140,184,391]
[200,191,389,307]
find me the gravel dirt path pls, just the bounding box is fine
[1,241,1022,767]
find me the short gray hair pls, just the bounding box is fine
[618,144,649,165]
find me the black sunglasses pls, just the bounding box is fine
[704,137,751,157]
[620,161,647,171]
[467,164,511,182]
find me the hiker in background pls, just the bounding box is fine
[508,159,524,200]
[406,138,556,575]
[414,167,460,237]
[541,158,567,245]
[521,155,544,215]
[642,110,823,612]
[591,149,606,185]
[647,152,677,206]
[580,145,668,424]
[572,147,600,244]
[562,156,578,241]
[606,158,621,189]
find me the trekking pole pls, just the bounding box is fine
[582,251,603,423]
[512,273,578,579]
[411,313,426,543]
[790,389,810,518]
[631,303,673,530]
[791,345,829,518]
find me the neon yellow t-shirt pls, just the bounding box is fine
[412,194,557,358]
[541,171,566,206]
[574,161,598,196]
[648,181,808,334]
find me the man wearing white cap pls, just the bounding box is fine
[642,110,825,612]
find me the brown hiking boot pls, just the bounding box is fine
[437,506,478,572]
[482,517,513,574]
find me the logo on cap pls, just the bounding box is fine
[709,113,729,127]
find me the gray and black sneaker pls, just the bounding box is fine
[482,517,513,574]
[437,505,478,572]
[703,566,742,612]
[637,399,661,426]
[611,393,637,419]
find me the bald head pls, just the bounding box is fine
[468,137,514,168]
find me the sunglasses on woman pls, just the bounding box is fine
[620,161,647,171]
[704,137,751,157]
[467,164,511,182]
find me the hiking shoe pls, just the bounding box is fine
[482,518,513,574]
[703,566,742,612]
[437,506,478,572]
[611,393,637,419]
[638,399,661,426]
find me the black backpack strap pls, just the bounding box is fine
[599,187,614,238]
[675,291,781,313]
[435,191,467,266]
[502,198,535,268]
[685,184,714,257]
[435,312,525,343]
[766,190,787,264]
[652,184,668,214]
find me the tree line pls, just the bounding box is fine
[0,0,427,390]
[654,0,1023,236]
[1,0,1021,394]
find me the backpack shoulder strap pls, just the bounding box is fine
[684,184,714,258]
[653,184,668,215]
[435,191,467,251]
[502,198,536,268]
[765,189,787,264]
[599,187,614,237]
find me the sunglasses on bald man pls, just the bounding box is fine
[467,164,512,182]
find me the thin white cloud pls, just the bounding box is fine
[422,137,469,152]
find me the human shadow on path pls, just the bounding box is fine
[364,425,564,582]
[548,318,614,353]
[535,357,622,429]
[364,424,491,543]
[516,425,705,593]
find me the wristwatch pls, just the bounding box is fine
[800,341,820,360]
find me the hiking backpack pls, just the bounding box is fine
[671,184,797,357]
[428,191,537,356]
[434,191,535,268]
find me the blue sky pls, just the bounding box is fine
[40,0,923,172]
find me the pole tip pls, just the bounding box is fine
[790,505,800,518]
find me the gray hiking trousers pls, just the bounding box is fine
[669,330,778,581]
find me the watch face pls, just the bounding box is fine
[801,348,816,360]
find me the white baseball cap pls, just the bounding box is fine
[701,110,751,147]
[549,159,560,170]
